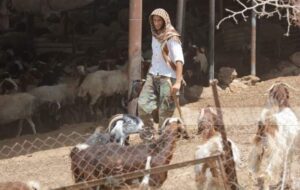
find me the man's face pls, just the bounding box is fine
[152,15,164,31]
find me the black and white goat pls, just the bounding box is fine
[107,114,144,145]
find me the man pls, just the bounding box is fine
[138,8,184,141]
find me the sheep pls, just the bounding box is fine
[29,84,76,109]
[28,66,86,125]
[195,106,241,190]
[0,78,18,94]
[0,181,40,190]
[29,65,86,108]
[107,114,144,145]
[0,93,45,136]
[77,63,128,116]
[248,82,300,190]
[70,117,187,189]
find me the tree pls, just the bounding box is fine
[217,0,300,36]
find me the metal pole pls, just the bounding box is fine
[0,0,10,31]
[128,0,142,115]
[176,0,186,40]
[209,0,215,80]
[251,0,256,76]
[219,0,223,21]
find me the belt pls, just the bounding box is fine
[149,73,169,79]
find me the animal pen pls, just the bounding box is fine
[1,80,300,189]
[1,0,300,190]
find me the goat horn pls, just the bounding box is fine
[176,117,186,126]
[208,106,217,116]
[266,83,277,93]
[199,108,205,121]
[107,114,125,132]
[161,117,172,131]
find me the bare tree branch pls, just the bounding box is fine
[217,0,300,36]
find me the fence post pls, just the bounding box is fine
[211,79,239,189]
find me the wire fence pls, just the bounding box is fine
[0,106,300,190]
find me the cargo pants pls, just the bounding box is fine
[138,73,176,141]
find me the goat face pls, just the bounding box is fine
[197,106,219,137]
[267,82,290,107]
[161,117,189,139]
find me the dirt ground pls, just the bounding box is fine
[1,76,300,190]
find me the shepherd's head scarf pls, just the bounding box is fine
[149,8,181,44]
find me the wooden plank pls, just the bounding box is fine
[210,80,239,190]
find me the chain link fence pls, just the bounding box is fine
[0,106,299,190]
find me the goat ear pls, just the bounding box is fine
[176,118,181,124]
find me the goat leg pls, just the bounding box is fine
[16,119,24,136]
[26,117,37,134]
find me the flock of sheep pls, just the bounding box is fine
[0,61,130,137]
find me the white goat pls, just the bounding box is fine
[195,106,241,190]
[195,135,241,190]
[248,82,300,190]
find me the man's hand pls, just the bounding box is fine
[172,81,181,95]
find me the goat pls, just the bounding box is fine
[195,106,241,190]
[70,117,187,189]
[249,82,300,190]
[107,114,144,145]
[197,105,220,135]
[0,93,45,136]
[0,181,40,190]
[70,127,115,184]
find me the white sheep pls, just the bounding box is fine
[29,84,76,109]
[77,64,128,115]
[0,93,44,136]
